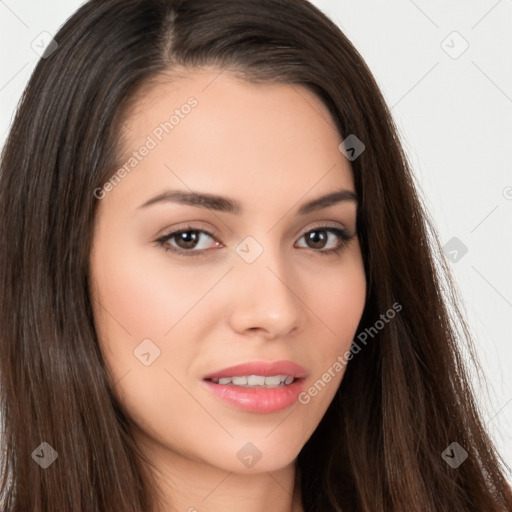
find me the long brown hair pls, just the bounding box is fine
[1,1,511,510]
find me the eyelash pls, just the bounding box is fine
[155,223,355,259]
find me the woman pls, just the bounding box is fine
[1,0,511,511]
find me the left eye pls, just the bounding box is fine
[296,228,348,250]
[156,226,352,256]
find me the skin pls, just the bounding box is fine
[89,68,366,512]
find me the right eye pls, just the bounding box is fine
[155,227,222,256]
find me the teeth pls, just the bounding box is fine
[247,375,265,386]
[210,374,295,387]
[258,375,280,386]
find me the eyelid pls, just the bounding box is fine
[153,223,222,258]
[155,221,220,241]
[298,220,351,236]
[155,220,351,242]
[155,220,355,257]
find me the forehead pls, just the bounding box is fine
[109,68,354,210]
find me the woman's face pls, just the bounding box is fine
[89,69,366,474]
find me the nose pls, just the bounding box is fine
[227,245,304,339]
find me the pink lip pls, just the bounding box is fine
[202,360,308,380]
[202,360,308,414]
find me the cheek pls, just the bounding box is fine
[89,234,234,399]
[306,250,366,349]
[298,250,366,402]
[320,273,365,334]
[89,237,174,380]
[89,239,218,451]
[90,235,227,341]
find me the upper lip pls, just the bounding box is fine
[203,360,308,380]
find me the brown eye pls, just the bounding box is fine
[156,227,220,256]
[174,230,201,249]
[295,226,353,256]
[304,230,329,249]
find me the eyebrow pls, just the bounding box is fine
[138,188,358,215]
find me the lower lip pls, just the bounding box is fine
[202,379,306,414]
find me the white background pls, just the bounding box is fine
[1,0,511,478]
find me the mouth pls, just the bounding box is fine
[202,360,307,413]
[205,374,297,388]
